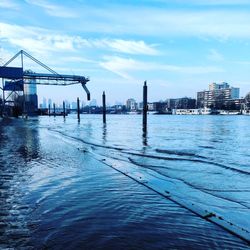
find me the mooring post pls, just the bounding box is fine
[48,104,51,116]
[63,101,65,118]
[53,103,56,117]
[102,91,106,124]
[77,97,80,121]
[143,80,148,132]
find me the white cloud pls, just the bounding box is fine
[207,49,224,61]
[0,22,159,56]
[25,0,77,18]
[105,39,158,55]
[74,38,159,55]
[166,0,250,5]
[232,60,250,65]
[0,0,19,10]
[70,6,250,40]
[0,48,14,65]
[0,22,73,55]
[100,56,224,79]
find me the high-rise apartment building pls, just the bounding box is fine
[197,82,240,109]
[42,97,47,109]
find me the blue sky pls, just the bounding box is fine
[1,0,250,105]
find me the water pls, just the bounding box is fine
[0,114,249,249]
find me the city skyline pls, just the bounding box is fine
[38,81,243,108]
[1,1,250,104]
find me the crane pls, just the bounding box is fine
[0,50,91,116]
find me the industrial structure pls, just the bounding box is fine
[0,50,90,116]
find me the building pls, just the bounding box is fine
[166,97,196,110]
[24,74,38,114]
[89,99,97,107]
[244,92,250,111]
[48,98,52,108]
[126,98,137,111]
[197,82,240,109]
[42,97,47,109]
[209,82,229,91]
[153,102,169,113]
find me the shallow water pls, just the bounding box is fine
[0,114,249,249]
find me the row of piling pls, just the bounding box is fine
[49,81,148,131]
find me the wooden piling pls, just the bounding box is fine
[143,81,147,132]
[102,91,106,124]
[48,104,51,116]
[77,97,80,121]
[63,101,66,118]
[53,103,56,117]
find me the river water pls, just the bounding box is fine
[0,114,249,249]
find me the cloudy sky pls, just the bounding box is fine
[1,0,250,105]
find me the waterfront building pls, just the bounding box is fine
[197,82,240,109]
[209,82,230,91]
[137,102,143,111]
[243,92,250,115]
[147,103,155,111]
[166,97,196,110]
[153,98,195,113]
[126,98,137,111]
[153,102,169,113]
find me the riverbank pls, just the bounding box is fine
[0,117,249,249]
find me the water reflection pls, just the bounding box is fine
[0,118,41,248]
[17,122,40,161]
[142,130,148,147]
[1,115,249,249]
[102,124,107,144]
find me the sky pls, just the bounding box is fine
[1,0,250,105]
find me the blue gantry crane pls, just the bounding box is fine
[0,50,90,116]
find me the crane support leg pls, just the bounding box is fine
[81,83,90,100]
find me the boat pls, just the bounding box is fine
[199,108,212,115]
[219,110,241,115]
[242,110,250,115]
[173,109,200,115]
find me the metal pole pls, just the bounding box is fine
[102,91,106,124]
[143,81,148,132]
[48,104,51,116]
[20,50,27,118]
[77,97,80,121]
[63,101,66,118]
[53,103,56,117]
[2,78,5,116]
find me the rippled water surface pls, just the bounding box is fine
[0,114,249,249]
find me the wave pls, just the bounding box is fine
[49,128,250,176]
[47,128,250,243]
[155,148,208,159]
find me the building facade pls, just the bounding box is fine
[166,97,196,110]
[244,92,250,110]
[126,98,137,111]
[197,82,240,109]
